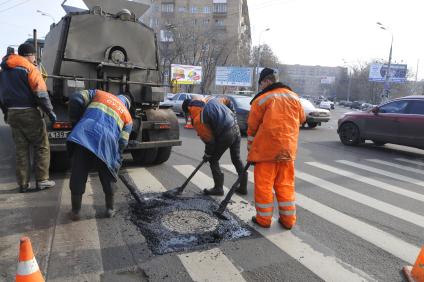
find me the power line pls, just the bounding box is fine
[0,0,32,13]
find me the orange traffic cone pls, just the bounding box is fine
[184,115,194,129]
[403,245,424,282]
[16,236,44,282]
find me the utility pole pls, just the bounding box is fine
[377,22,393,102]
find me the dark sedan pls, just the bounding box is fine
[337,96,424,149]
[214,95,251,134]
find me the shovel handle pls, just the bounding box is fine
[216,162,251,215]
[177,158,208,193]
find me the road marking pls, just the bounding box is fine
[395,158,424,167]
[221,164,420,265]
[125,168,167,193]
[306,162,424,203]
[297,169,424,228]
[366,159,424,175]
[337,160,424,187]
[47,178,103,282]
[178,248,246,282]
[178,165,374,282]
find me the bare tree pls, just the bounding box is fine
[251,44,280,68]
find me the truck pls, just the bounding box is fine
[41,0,181,170]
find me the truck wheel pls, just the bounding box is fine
[307,122,318,128]
[131,149,158,165]
[154,147,172,164]
[50,152,70,172]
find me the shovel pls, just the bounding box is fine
[214,162,251,220]
[162,158,208,198]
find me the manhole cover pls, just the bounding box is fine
[161,210,219,234]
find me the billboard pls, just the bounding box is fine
[369,63,407,83]
[320,76,335,84]
[171,64,202,85]
[215,66,253,87]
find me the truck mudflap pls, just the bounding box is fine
[127,139,181,150]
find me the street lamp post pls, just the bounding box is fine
[342,60,352,102]
[255,27,270,92]
[36,10,56,23]
[377,22,393,102]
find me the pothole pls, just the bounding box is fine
[161,210,219,234]
[128,191,252,255]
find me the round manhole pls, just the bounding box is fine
[161,210,219,234]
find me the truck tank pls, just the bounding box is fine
[41,0,181,170]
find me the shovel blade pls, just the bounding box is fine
[162,187,182,198]
[213,210,229,221]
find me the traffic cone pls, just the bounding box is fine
[184,115,194,129]
[16,236,44,282]
[403,245,424,282]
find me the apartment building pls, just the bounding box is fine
[141,0,251,68]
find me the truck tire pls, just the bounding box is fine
[131,148,158,165]
[307,122,318,128]
[50,151,70,172]
[153,146,172,164]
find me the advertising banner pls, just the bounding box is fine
[369,63,407,83]
[320,76,335,84]
[171,64,202,85]
[215,66,253,87]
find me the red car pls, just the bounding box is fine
[337,96,424,149]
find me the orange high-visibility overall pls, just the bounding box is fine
[247,84,305,228]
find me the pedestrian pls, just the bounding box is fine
[0,43,57,193]
[67,89,132,220]
[248,68,305,229]
[182,97,247,196]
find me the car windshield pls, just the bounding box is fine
[232,96,251,109]
[300,98,315,110]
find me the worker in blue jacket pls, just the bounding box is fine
[67,89,132,220]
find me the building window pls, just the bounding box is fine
[203,6,211,13]
[190,6,198,13]
[203,18,210,25]
[160,29,174,42]
[215,19,225,26]
[149,17,159,28]
[178,6,186,13]
[161,3,174,13]
[213,3,227,13]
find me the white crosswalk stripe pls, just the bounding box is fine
[177,165,374,282]
[306,162,424,203]
[125,168,246,282]
[367,159,424,175]
[221,165,420,265]
[396,158,424,167]
[337,160,424,187]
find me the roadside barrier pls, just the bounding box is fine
[16,236,44,282]
[403,245,424,282]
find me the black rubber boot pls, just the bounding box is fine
[235,171,248,195]
[105,193,115,218]
[70,194,82,221]
[204,172,224,196]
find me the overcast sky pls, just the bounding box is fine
[0,0,423,79]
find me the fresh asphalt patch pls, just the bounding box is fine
[127,191,252,255]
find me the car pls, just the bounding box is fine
[319,100,333,110]
[337,96,424,149]
[360,103,374,111]
[350,101,365,109]
[300,98,331,128]
[160,93,204,116]
[212,94,251,134]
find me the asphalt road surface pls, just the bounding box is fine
[1,106,424,281]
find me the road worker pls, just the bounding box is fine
[67,89,132,220]
[0,43,56,192]
[248,68,305,229]
[182,97,248,195]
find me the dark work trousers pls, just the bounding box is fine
[69,144,116,196]
[209,124,244,186]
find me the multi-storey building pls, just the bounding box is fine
[140,0,251,89]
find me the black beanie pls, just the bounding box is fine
[182,98,192,114]
[258,67,275,84]
[18,43,36,56]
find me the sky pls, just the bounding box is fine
[0,0,423,79]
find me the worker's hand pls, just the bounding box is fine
[48,112,57,124]
[202,154,211,162]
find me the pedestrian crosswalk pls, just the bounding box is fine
[123,156,424,281]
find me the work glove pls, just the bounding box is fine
[202,154,211,162]
[48,111,57,124]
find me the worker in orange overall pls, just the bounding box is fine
[247,68,305,229]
